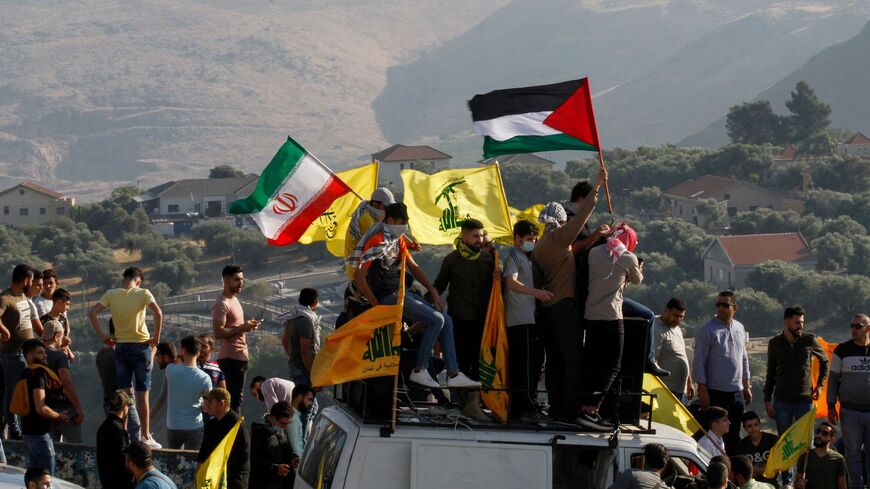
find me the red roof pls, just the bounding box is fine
[663,175,738,199]
[845,132,870,145]
[716,233,815,266]
[372,144,451,162]
[779,145,798,159]
[0,181,66,200]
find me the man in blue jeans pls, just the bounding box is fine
[349,203,480,390]
[89,267,164,449]
[0,264,37,440]
[764,306,829,488]
[827,314,870,489]
[21,338,70,475]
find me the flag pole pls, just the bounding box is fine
[597,151,614,214]
[307,149,365,201]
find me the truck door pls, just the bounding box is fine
[409,439,552,489]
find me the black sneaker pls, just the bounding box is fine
[576,412,612,432]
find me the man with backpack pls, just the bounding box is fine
[13,338,70,475]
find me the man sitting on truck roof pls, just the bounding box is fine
[609,443,673,489]
[348,202,480,390]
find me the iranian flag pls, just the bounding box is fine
[230,137,352,246]
[469,78,601,159]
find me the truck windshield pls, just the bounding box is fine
[299,416,349,488]
[554,445,616,489]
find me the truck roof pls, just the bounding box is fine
[324,403,705,455]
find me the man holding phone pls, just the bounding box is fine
[212,265,261,413]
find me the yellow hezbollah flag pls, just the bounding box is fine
[496,204,546,244]
[195,416,243,489]
[401,165,512,245]
[642,374,702,436]
[480,250,509,424]
[763,406,817,478]
[299,162,379,257]
[311,245,407,387]
[812,338,837,419]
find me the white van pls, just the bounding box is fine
[294,403,710,489]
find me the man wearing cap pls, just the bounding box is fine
[200,388,250,489]
[42,318,84,443]
[531,169,606,425]
[343,187,396,318]
[98,389,136,489]
[125,440,178,489]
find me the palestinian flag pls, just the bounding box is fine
[230,137,352,246]
[469,78,601,159]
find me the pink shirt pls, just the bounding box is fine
[211,295,248,361]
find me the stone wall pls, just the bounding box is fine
[4,440,198,488]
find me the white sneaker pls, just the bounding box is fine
[409,370,441,388]
[142,435,162,449]
[446,372,482,389]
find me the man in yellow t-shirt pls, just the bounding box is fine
[89,267,164,449]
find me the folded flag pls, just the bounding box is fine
[763,406,816,478]
[230,136,352,246]
[298,162,378,257]
[642,373,702,437]
[195,415,243,489]
[469,78,601,158]
[479,249,509,424]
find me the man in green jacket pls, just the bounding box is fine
[764,306,829,486]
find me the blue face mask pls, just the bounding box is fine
[522,241,535,253]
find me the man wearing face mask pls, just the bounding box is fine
[349,203,480,390]
[503,219,552,421]
[342,188,396,317]
[432,218,494,421]
[532,168,607,424]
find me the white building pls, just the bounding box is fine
[837,132,870,158]
[0,181,75,226]
[136,174,258,218]
[372,145,451,188]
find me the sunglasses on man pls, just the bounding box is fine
[715,302,734,309]
[815,428,833,436]
[851,323,866,330]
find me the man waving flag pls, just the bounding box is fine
[230,136,353,245]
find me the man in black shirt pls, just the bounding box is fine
[20,338,69,475]
[250,400,297,489]
[199,388,250,489]
[97,390,136,489]
[736,411,780,487]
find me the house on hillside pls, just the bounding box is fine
[371,144,451,187]
[0,181,75,226]
[837,132,870,158]
[702,232,816,289]
[663,175,804,228]
[136,174,259,219]
[479,153,555,169]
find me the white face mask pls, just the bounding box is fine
[370,207,385,221]
[522,241,535,253]
[386,224,408,236]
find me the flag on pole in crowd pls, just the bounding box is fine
[479,250,509,424]
[230,136,353,246]
[401,165,512,245]
[298,162,378,257]
[496,204,546,245]
[195,415,244,489]
[469,78,601,159]
[812,337,837,418]
[763,406,817,478]
[310,240,407,387]
[642,374,702,436]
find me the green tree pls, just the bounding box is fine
[150,259,198,294]
[638,252,684,285]
[500,164,572,208]
[209,165,245,179]
[812,156,870,193]
[847,235,870,277]
[726,101,786,145]
[696,144,775,182]
[639,219,711,277]
[784,81,831,142]
[812,233,854,271]
[30,218,111,263]
[694,198,728,230]
[745,261,807,305]
[0,226,39,272]
[733,288,783,336]
[628,187,665,215]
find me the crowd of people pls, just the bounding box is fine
[0,166,868,489]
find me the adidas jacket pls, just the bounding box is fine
[827,341,870,411]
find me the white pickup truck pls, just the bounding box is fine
[294,403,710,489]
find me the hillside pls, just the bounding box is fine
[0,0,508,198]
[681,19,870,147]
[374,0,869,160]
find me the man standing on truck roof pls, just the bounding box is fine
[433,217,494,422]
[693,291,751,454]
[531,168,606,425]
[348,202,480,391]
[609,443,672,489]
